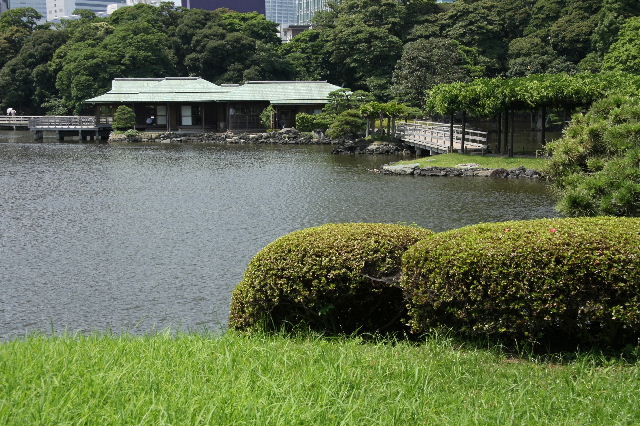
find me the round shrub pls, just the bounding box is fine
[230,223,433,334]
[401,217,640,348]
[113,105,135,131]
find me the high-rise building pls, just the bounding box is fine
[181,0,265,14]
[10,0,48,19]
[0,0,8,13]
[297,0,329,25]
[266,0,296,26]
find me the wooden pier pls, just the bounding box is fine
[0,116,112,141]
[396,121,488,155]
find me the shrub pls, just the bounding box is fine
[112,105,136,131]
[326,109,366,139]
[295,112,333,132]
[260,105,275,130]
[229,223,433,334]
[401,217,640,349]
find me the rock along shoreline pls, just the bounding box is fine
[379,163,546,179]
[108,128,335,145]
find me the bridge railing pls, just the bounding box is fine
[397,121,488,152]
[0,116,39,126]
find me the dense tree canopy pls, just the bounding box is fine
[0,0,639,114]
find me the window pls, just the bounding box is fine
[180,105,201,126]
[156,105,167,125]
[181,105,192,126]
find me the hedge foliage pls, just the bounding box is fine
[426,72,640,117]
[229,223,433,334]
[401,217,640,348]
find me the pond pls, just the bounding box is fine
[0,140,557,339]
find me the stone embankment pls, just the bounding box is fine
[109,128,333,145]
[332,140,411,155]
[380,163,545,179]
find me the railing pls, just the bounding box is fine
[397,121,488,152]
[0,115,112,130]
[0,116,39,126]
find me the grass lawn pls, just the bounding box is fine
[394,153,548,170]
[1,333,639,425]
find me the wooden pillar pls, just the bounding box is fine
[496,112,502,154]
[541,105,546,146]
[166,103,170,132]
[449,114,454,153]
[461,111,467,154]
[503,109,509,157]
[509,109,515,158]
[201,103,205,131]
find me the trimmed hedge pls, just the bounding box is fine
[401,217,640,348]
[229,223,433,334]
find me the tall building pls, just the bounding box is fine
[181,0,265,14]
[297,0,329,25]
[10,0,48,19]
[266,0,296,26]
[0,0,8,13]
[47,0,118,19]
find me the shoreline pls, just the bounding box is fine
[379,163,546,179]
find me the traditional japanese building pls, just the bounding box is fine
[86,77,341,132]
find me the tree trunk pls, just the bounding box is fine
[449,114,454,153]
[366,118,370,137]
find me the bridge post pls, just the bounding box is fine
[449,115,454,153]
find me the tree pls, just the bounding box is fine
[391,38,485,107]
[112,105,135,130]
[603,17,640,74]
[546,95,640,216]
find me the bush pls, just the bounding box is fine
[112,105,135,131]
[260,105,275,130]
[295,112,333,132]
[326,109,366,139]
[229,223,433,334]
[401,217,640,349]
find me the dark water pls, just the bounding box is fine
[0,141,557,339]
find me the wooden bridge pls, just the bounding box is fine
[396,121,488,155]
[0,116,112,141]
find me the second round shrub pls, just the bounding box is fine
[401,217,640,348]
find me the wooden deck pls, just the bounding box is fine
[396,121,488,154]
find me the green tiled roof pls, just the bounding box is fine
[216,81,342,103]
[86,78,341,105]
[86,77,230,103]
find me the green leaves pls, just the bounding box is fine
[402,217,640,349]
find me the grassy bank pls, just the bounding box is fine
[2,333,639,425]
[394,153,548,170]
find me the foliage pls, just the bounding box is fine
[229,223,432,334]
[326,110,367,139]
[546,95,640,217]
[391,38,485,107]
[295,112,333,132]
[401,217,640,349]
[603,17,640,74]
[259,105,275,130]
[426,72,640,117]
[112,105,135,131]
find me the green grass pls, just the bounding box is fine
[2,333,639,425]
[394,153,548,170]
